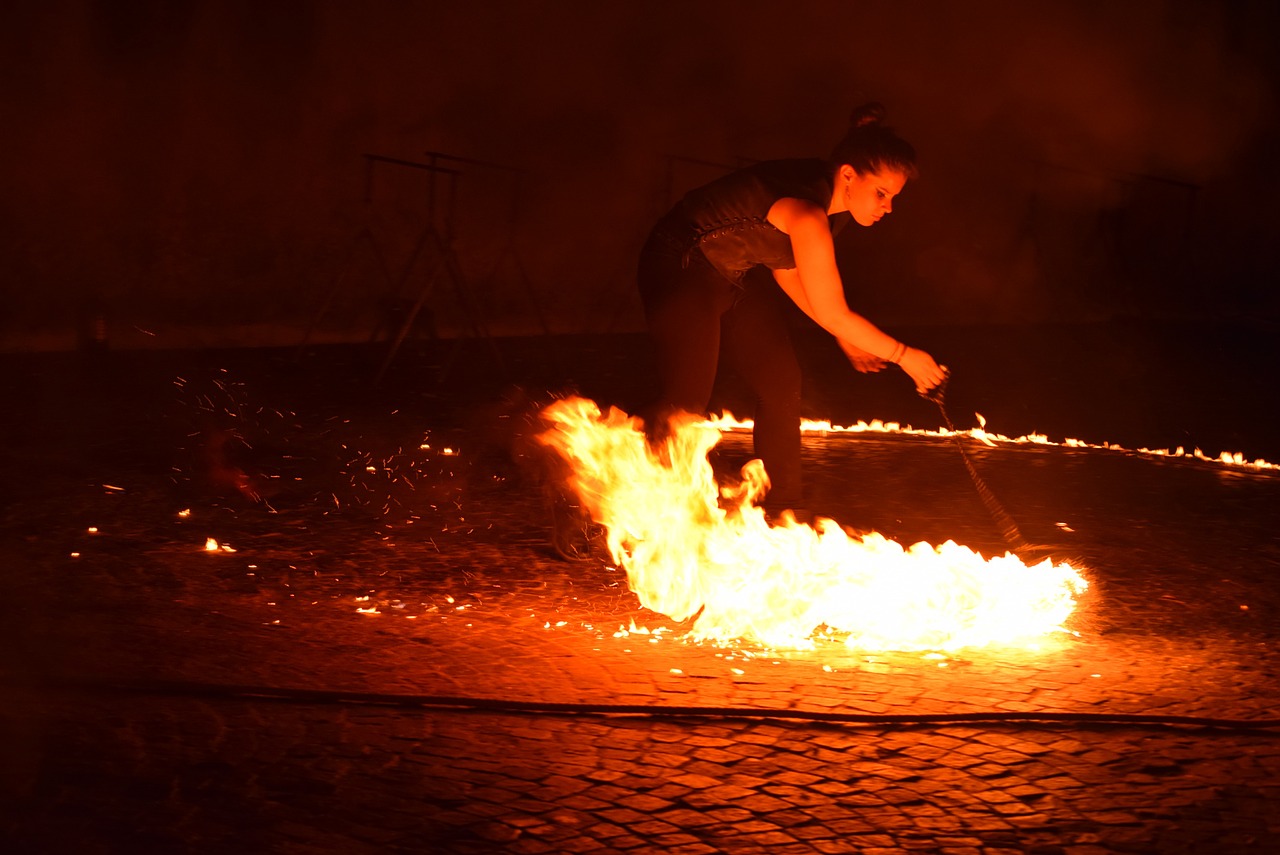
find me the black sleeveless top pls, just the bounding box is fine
[650,158,845,287]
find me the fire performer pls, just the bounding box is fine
[638,102,947,517]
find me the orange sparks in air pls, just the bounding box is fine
[537,397,1088,652]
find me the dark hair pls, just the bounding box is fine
[829,102,918,178]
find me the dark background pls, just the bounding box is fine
[3,0,1277,348]
[2,0,1278,459]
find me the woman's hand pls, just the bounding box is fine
[898,347,947,393]
[839,341,888,373]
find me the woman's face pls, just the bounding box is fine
[840,164,907,227]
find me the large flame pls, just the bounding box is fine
[537,397,1088,652]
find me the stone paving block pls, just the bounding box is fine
[735,727,791,746]
[806,743,863,764]
[682,783,756,804]
[790,822,838,840]
[592,806,648,826]
[749,829,808,846]
[689,746,742,764]
[584,767,627,782]
[826,820,893,836]
[811,841,865,854]
[659,843,720,855]
[721,771,773,789]
[809,780,855,796]
[650,807,719,829]
[931,752,990,770]
[692,806,747,824]
[835,792,891,808]
[640,749,690,768]
[699,815,776,837]
[669,759,730,780]
[901,743,952,762]
[669,772,721,789]
[764,786,835,810]
[458,800,515,819]
[554,793,614,812]
[762,752,824,773]
[555,835,610,853]
[583,820,631,841]
[737,792,802,813]
[914,815,977,834]
[594,834,648,849]
[721,742,776,760]
[583,782,635,803]
[768,769,822,786]
[622,815,684,837]
[933,836,986,848]
[594,753,645,772]
[7,352,1280,854]
[633,782,690,803]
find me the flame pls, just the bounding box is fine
[204,537,235,553]
[538,397,1088,652]
[705,413,1279,473]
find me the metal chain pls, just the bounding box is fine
[923,371,1029,552]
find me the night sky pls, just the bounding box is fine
[2,0,1278,350]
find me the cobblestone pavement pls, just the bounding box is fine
[2,341,1279,853]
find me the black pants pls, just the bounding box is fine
[637,239,804,509]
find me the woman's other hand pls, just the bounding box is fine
[839,340,888,373]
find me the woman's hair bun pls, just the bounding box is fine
[850,102,887,129]
[829,101,917,178]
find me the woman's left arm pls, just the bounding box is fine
[768,197,900,359]
[769,197,946,391]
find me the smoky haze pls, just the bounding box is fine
[1,0,1277,351]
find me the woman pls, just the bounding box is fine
[638,102,946,516]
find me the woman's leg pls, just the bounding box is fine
[637,248,736,419]
[721,269,804,510]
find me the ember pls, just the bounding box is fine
[538,397,1088,651]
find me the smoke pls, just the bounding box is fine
[1,0,1276,346]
